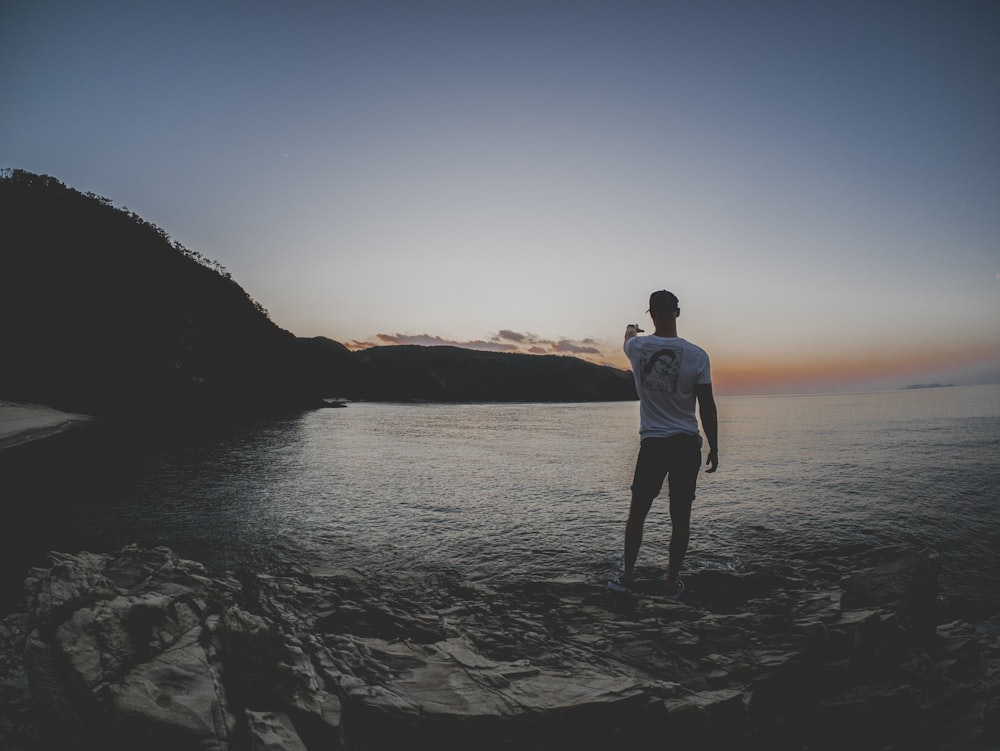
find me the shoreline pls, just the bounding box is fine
[0,401,95,451]
[3,543,997,750]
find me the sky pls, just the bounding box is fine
[3,0,998,395]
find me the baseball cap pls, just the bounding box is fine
[648,290,680,314]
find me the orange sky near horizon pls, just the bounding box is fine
[704,343,1000,395]
[4,2,997,392]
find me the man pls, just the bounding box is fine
[609,289,718,599]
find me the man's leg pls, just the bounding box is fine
[623,491,655,582]
[666,498,692,587]
[621,439,668,583]
[665,438,701,588]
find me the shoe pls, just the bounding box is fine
[664,579,685,601]
[607,576,633,594]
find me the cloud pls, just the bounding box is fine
[376,333,449,347]
[492,330,547,346]
[496,329,527,343]
[346,329,620,365]
[551,340,601,355]
[490,330,601,355]
[492,331,604,356]
[346,333,520,353]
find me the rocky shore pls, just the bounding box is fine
[1,544,997,750]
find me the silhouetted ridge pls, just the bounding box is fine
[1,170,636,417]
[0,170,320,417]
[353,345,636,402]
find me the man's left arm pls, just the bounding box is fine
[696,383,718,473]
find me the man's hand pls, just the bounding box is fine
[625,324,644,340]
[705,449,718,473]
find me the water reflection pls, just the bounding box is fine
[3,387,999,613]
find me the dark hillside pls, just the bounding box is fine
[354,345,636,402]
[295,335,368,398]
[0,170,322,418]
[0,170,636,415]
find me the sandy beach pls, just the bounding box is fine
[0,401,94,450]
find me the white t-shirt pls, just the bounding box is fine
[624,334,712,440]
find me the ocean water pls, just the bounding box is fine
[3,385,999,610]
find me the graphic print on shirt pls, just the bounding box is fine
[639,345,683,393]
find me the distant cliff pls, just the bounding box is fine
[352,344,636,402]
[0,170,635,417]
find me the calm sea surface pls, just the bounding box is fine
[4,385,999,610]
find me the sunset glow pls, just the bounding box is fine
[3,1,997,394]
[713,344,1000,396]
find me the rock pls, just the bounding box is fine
[662,687,750,745]
[0,612,37,750]
[842,545,940,610]
[246,711,309,751]
[2,544,997,750]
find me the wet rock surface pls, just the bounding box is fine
[1,544,997,750]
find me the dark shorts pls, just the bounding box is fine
[630,433,702,507]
